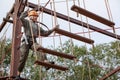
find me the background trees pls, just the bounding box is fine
[0,39,120,80]
[0,38,11,76]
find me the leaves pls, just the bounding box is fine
[0,38,11,76]
[1,39,120,79]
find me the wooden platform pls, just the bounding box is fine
[36,46,76,60]
[0,76,28,80]
[35,60,68,71]
[55,28,94,44]
[71,5,115,27]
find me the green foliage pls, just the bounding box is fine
[54,40,120,80]
[1,39,120,80]
[0,38,11,76]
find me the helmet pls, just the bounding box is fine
[28,10,38,17]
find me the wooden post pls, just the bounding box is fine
[10,0,22,77]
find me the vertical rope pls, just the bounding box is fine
[50,1,56,49]
[52,0,58,25]
[104,0,120,52]
[26,1,38,49]
[50,0,58,79]
[27,0,39,48]
[83,0,91,40]
[37,0,42,79]
[77,1,86,79]
[38,0,42,45]
[77,0,86,40]
[29,20,38,60]
[83,0,92,80]
[37,0,51,79]
[52,0,64,79]
[52,0,63,49]
[65,0,74,79]
[73,0,76,5]
[104,0,115,33]
[104,0,113,21]
[66,0,74,55]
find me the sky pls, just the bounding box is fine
[0,0,120,48]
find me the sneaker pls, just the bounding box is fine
[45,61,55,70]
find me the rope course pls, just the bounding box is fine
[0,0,120,80]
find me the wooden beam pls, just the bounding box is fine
[35,60,68,71]
[0,0,27,32]
[71,5,115,27]
[18,0,28,16]
[55,28,94,44]
[3,18,13,23]
[36,46,76,60]
[0,4,14,32]
[100,66,120,80]
[27,2,120,40]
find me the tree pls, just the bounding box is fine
[48,40,120,80]
[0,38,11,76]
[1,39,120,80]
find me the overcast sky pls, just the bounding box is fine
[0,0,120,48]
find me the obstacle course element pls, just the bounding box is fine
[28,2,120,40]
[36,46,76,60]
[55,28,94,44]
[71,5,115,27]
[0,0,28,79]
[35,60,68,71]
[34,46,76,71]
[0,0,120,79]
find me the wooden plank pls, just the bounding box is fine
[55,28,94,44]
[36,46,76,60]
[0,4,14,32]
[3,18,13,23]
[100,66,120,80]
[28,2,120,40]
[71,5,115,27]
[35,60,68,71]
